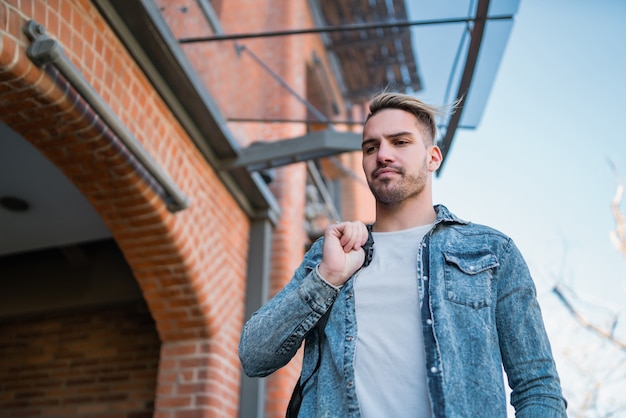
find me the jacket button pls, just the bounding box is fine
[426,319,433,325]
[347,336,353,342]
[430,366,438,373]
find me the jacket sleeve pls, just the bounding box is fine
[495,239,568,417]
[238,240,339,378]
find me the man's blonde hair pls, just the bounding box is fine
[366,92,444,144]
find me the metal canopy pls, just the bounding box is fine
[222,130,362,172]
[406,0,519,174]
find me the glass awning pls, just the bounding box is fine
[143,0,520,174]
[406,0,520,130]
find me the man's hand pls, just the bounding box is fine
[318,221,369,287]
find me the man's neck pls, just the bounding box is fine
[373,197,437,232]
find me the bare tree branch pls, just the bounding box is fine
[552,285,626,351]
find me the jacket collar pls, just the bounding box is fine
[434,204,470,225]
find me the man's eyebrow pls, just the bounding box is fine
[386,131,414,139]
[362,131,414,145]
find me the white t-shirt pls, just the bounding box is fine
[354,224,433,418]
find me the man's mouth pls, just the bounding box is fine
[374,167,401,179]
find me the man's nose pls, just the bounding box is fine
[377,142,394,164]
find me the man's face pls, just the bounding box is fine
[361,108,441,206]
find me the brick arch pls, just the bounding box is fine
[0,6,249,416]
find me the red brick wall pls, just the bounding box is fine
[0,302,160,418]
[159,1,378,416]
[0,1,250,417]
[158,1,353,416]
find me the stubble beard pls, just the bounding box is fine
[369,161,429,207]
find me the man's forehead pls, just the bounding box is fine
[363,109,426,139]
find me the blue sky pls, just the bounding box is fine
[431,0,626,411]
[434,0,626,305]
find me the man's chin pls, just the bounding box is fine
[372,188,402,206]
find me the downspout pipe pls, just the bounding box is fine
[22,20,190,212]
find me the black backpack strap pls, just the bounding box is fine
[286,309,330,418]
[363,224,375,268]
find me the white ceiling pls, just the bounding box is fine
[0,121,111,256]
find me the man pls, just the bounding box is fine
[239,92,567,417]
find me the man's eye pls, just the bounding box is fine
[364,146,376,153]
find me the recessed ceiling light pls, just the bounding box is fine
[0,196,30,212]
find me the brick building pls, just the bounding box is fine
[0,1,516,417]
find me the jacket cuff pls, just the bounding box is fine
[297,265,340,314]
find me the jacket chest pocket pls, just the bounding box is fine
[442,251,499,309]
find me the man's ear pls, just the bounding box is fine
[428,145,443,172]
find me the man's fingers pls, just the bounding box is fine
[338,221,368,252]
[320,221,368,286]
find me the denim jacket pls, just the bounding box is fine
[239,205,567,417]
